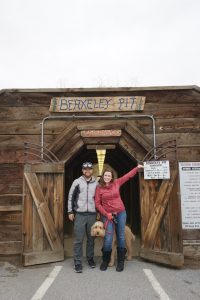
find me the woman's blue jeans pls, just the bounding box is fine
[102,211,127,251]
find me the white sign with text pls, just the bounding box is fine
[144,160,170,180]
[179,162,200,229]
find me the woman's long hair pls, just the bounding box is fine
[99,168,115,186]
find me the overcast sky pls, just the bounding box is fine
[0,0,200,89]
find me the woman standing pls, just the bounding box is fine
[95,164,144,272]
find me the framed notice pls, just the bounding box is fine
[144,160,170,180]
[179,162,200,229]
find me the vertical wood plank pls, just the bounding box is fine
[54,174,64,242]
[140,174,150,242]
[129,180,134,230]
[32,174,44,251]
[32,203,43,251]
[43,174,55,251]
[22,179,33,252]
[169,170,183,253]
[154,179,167,250]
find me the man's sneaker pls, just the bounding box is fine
[88,258,96,268]
[74,264,82,273]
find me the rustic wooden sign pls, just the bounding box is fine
[81,129,121,137]
[49,96,145,112]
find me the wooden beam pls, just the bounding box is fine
[77,121,126,131]
[83,137,120,145]
[125,121,152,151]
[23,180,33,252]
[0,194,23,198]
[118,134,145,162]
[48,123,78,154]
[86,145,116,150]
[53,174,64,242]
[0,205,22,211]
[24,172,63,251]
[3,85,197,93]
[140,176,150,238]
[61,139,84,162]
[0,211,21,225]
[0,241,22,255]
[24,163,64,174]
[22,250,64,266]
[140,248,184,267]
[0,225,21,241]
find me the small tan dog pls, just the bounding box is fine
[91,221,135,266]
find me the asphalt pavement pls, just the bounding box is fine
[0,257,200,300]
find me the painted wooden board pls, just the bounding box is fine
[49,96,146,112]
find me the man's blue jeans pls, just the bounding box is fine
[102,211,127,251]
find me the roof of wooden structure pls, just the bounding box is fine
[0,85,200,94]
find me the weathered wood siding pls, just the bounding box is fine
[0,86,200,262]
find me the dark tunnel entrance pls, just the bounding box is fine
[64,144,141,244]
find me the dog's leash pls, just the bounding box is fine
[103,215,117,235]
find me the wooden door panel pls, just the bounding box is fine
[143,169,177,248]
[24,172,63,251]
[140,165,184,267]
[22,163,64,266]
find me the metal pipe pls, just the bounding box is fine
[40,114,156,159]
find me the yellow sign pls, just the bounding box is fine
[49,96,145,112]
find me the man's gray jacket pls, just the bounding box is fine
[68,176,97,213]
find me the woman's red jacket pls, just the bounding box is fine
[95,166,139,218]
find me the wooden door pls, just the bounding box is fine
[22,162,64,266]
[139,165,184,267]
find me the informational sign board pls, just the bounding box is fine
[49,96,145,112]
[179,162,200,229]
[144,160,170,180]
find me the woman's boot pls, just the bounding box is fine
[116,247,126,272]
[100,250,112,271]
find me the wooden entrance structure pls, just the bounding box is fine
[22,121,183,267]
[2,86,198,266]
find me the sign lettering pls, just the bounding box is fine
[49,96,145,112]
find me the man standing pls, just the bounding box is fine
[68,162,97,273]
